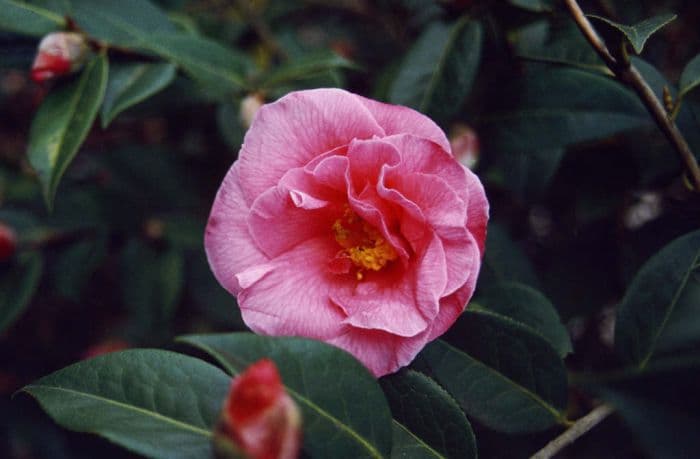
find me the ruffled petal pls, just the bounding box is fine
[205,165,269,295]
[238,237,348,340]
[237,89,385,203]
[464,166,489,256]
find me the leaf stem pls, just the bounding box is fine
[564,0,700,191]
[530,404,614,459]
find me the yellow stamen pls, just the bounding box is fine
[332,208,398,280]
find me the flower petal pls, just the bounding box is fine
[238,237,348,340]
[464,166,489,256]
[205,165,269,295]
[237,89,385,203]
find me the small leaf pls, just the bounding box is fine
[588,13,676,54]
[679,53,700,98]
[51,235,107,301]
[475,282,572,357]
[615,229,700,368]
[22,349,230,459]
[28,53,109,209]
[415,311,568,433]
[382,370,477,459]
[260,52,357,90]
[0,0,65,36]
[179,333,393,459]
[0,252,42,334]
[101,62,176,127]
[390,17,482,125]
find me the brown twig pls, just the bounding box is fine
[530,404,615,459]
[564,0,700,192]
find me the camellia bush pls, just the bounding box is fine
[1,0,700,458]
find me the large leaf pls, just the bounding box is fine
[259,52,357,90]
[0,252,42,333]
[679,53,700,98]
[28,52,109,209]
[390,422,441,459]
[22,349,231,459]
[69,0,248,93]
[415,311,568,433]
[101,62,176,127]
[589,13,676,54]
[381,370,476,459]
[475,282,572,357]
[0,0,65,36]
[389,17,482,124]
[615,230,700,368]
[478,223,540,290]
[179,333,393,459]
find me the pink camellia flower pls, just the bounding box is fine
[214,359,301,459]
[206,89,488,376]
[31,32,88,83]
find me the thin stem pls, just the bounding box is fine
[530,404,614,459]
[564,0,700,192]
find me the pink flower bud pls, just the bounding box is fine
[31,32,88,83]
[0,223,17,262]
[214,359,301,459]
[449,124,480,169]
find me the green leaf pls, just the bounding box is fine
[381,370,476,459]
[69,0,248,93]
[479,223,540,289]
[260,52,357,89]
[0,252,42,334]
[51,235,107,301]
[475,282,572,357]
[389,17,482,124]
[0,0,65,36]
[415,311,568,433]
[101,62,176,127]
[179,333,393,459]
[588,13,676,54]
[22,349,230,459]
[28,53,109,209]
[390,422,441,459]
[615,230,700,368]
[679,53,700,98]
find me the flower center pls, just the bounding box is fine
[332,207,398,280]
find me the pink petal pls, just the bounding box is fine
[237,89,384,204]
[238,237,348,340]
[327,327,430,377]
[205,165,269,295]
[464,166,489,256]
[356,95,450,153]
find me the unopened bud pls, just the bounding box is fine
[240,93,265,128]
[214,359,301,459]
[449,124,480,169]
[31,32,88,83]
[0,223,17,262]
[82,339,129,360]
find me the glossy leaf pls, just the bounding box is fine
[260,52,356,89]
[479,223,540,289]
[475,282,572,357]
[101,63,176,127]
[28,53,109,209]
[381,370,476,459]
[179,333,393,459]
[0,252,42,333]
[390,17,482,124]
[0,0,65,36]
[390,422,442,459]
[588,13,676,54]
[615,230,700,368]
[679,53,700,98]
[415,311,568,433]
[22,349,230,459]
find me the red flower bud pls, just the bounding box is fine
[449,124,480,169]
[31,32,88,83]
[214,359,301,459]
[0,223,17,262]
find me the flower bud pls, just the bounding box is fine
[240,93,265,128]
[0,223,17,262]
[31,32,88,83]
[214,359,301,459]
[449,124,480,169]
